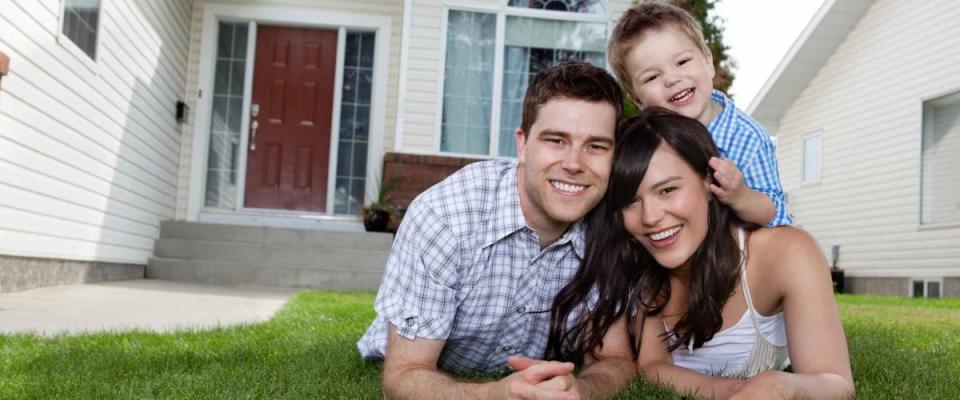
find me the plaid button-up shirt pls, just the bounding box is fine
[357,160,586,374]
[707,90,794,227]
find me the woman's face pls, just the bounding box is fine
[621,142,711,271]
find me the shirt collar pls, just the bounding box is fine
[483,163,587,259]
[706,89,735,156]
[483,161,528,247]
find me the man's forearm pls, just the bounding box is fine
[383,366,500,400]
[731,189,776,227]
[575,356,636,400]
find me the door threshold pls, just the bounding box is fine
[198,208,364,232]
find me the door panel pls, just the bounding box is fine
[245,26,337,211]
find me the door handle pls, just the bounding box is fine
[249,120,258,151]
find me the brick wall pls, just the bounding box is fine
[381,152,485,209]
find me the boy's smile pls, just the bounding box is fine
[624,24,721,126]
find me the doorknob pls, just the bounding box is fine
[251,103,260,117]
[249,120,258,151]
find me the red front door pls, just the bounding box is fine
[245,26,337,211]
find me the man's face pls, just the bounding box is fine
[624,24,719,125]
[516,98,617,234]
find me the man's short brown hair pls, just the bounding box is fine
[608,1,710,102]
[520,61,623,137]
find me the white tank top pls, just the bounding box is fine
[666,227,790,378]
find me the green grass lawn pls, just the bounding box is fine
[1,293,958,399]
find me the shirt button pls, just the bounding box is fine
[516,306,526,314]
[405,317,415,327]
[502,345,513,352]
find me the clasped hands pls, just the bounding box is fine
[501,355,580,400]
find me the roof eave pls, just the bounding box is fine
[747,0,875,133]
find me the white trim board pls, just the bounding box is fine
[186,3,391,222]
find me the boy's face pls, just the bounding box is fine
[516,98,616,234]
[624,24,719,125]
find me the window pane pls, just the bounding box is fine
[441,10,495,155]
[204,22,249,209]
[334,32,375,214]
[498,17,605,157]
[928,281,941,298]
[62,0,101,59]
[802,135,822,183]
[913,280,925,298]
[921,92,960,225]
[508,0,604,14]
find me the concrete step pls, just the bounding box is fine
[153,238,389,270]
[159,221,393,250]
[147,257,384,291]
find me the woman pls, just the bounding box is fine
[547,108,854,399]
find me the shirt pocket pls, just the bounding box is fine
[449,286,511,339]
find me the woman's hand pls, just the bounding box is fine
[729,370,794,400]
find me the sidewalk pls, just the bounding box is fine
[0,279,297,336]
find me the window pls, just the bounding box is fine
[441,11,496,155]
[441,2,608,157]
[802,134,822,183]
[61,0,102,59]
[205,22,250,209]
[921,91,960,225]
[912,278,943,298]
[335,32,376,214]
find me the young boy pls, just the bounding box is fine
[608,1,792,227]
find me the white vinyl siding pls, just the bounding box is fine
[0,0,192,264]
[774,0,960,278]
[175,0,403,220]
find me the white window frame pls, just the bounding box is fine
[57,0,104,72]
[801,132,822,184]
[435,1,610,159]
[910,277,944,298]
[186,3,391,222]
[918,89,960,229]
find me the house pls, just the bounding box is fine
[749,0,960,297]
[0,0,632,293]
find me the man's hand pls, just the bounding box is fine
[504,356,579,400]
[708,157,748,206]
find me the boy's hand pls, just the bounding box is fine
[708,157,747,206]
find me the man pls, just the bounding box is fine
[357,62,635,399]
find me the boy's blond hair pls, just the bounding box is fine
[608,1,710,102]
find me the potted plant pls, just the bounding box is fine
[362,175,400,232]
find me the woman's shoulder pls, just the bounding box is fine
[749,225,818,250]
[746,226,828,279]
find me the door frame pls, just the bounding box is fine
[186,2,391,222]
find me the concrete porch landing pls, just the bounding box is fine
[0,279,296,336]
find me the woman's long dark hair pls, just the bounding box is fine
[546,107,743,363]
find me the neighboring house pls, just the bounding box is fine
[0,0,631,293]
[750,0,960,297]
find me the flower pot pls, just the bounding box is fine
[364,209,391,232]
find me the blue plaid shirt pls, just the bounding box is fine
[357,160,586,374]
[707,90,793,226]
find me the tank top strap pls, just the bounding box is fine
[737,227,764,333]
